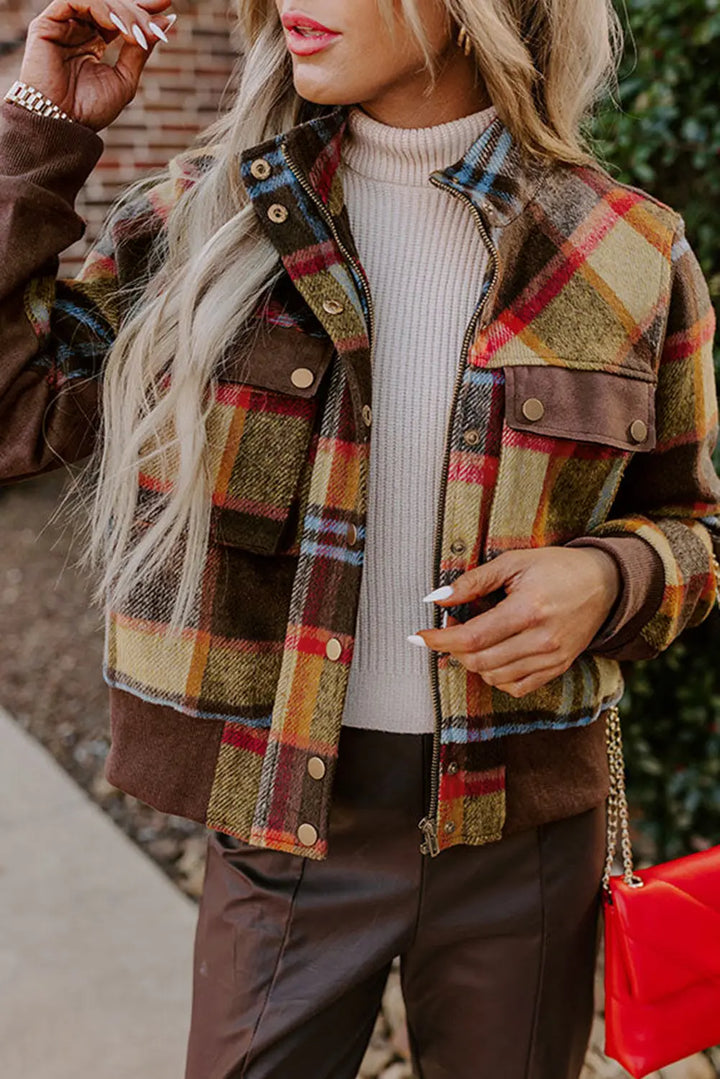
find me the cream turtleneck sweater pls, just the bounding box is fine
[339,102,498,734]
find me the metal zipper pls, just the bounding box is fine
[282,139,376,355]
[417,176,499,858]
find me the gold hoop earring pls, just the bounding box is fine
[457,24,472,56]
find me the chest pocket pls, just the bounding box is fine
[484,362,657,555]
[207,322,334,554]
[503,364,656,451]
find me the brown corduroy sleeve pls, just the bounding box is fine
[565,534,666,660]
[0,101,106,482]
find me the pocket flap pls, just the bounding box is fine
[208,323,332,555]
[505,365,656,452]
[220,322,335,398]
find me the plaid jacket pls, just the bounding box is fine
[1,100,719,859]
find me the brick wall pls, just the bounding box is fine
[0,0,238,272]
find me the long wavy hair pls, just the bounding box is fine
[81,0,623,631]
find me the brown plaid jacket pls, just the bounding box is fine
[1,100,719,859]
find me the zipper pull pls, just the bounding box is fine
[418,816,440,857]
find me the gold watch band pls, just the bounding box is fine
[4,79,73,123]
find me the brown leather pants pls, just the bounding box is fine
[184,726,607,1079]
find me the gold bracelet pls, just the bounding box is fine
[4,79,73,123]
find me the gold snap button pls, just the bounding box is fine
[446,762,459,776]
[325,637,342,662]
[443,820,456,834]
[322,298,345,316]
[347,523,358,546]
[629,419,648,443]
[450,538,466,555]
[362,404,372,427]
[307,756,326,780]
[267,203,288,224]
[297,823,318,846]
[290,366,314,390]
[250,157,271,180]
[463,428,480,446]
[521,397,545,422]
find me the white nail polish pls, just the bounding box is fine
[422,584,454,603]
[148,21,168,43]
[132,24,149,49]
[407,634,427,647]
[109,11,129,35]
[165,13,177,27]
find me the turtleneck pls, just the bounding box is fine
[343,102,498,186]
[339,104,497,735]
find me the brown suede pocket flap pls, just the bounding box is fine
[504,365,656,451]
[219,322,335,398]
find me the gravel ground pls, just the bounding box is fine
[1,471,716,1079]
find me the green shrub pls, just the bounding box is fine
[619,616,720,860]
[592,0,720,858]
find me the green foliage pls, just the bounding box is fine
[591,1,720,858]
[619,615,720,860]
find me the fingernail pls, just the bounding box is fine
[109,11,129,35]
[422,585,454,603]
[165,13,177,27]
[148,21,168,43]
[132,24,149,49]
[407,634,427,647]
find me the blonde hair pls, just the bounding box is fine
[81,0,623,631]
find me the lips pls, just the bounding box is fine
[281,11,338,35]
[281,10,341,55]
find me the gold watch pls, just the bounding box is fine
[4,79,73,123]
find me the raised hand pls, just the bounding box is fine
[18,0,176,131]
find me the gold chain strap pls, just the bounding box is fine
[602,704,645,895]
[602,546,720,897]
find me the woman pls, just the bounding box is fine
[2,1,719,1076]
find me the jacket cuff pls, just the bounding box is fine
[0,100,103,204]
[565,534,665,658]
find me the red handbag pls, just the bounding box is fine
[601,703,720,1078]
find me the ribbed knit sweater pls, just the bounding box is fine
[340,102,498,734]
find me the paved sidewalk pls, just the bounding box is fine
[0,705,199,1079]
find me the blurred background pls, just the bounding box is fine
[0,1,718,1077]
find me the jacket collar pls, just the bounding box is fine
[235,102,550,404]
[242,102,549,230]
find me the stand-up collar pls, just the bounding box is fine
[240,102,549,230]
[342,102,498,187]
[235,101,551,429]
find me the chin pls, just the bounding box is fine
[291,69,362,107]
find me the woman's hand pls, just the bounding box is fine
[18,0,176,132]
[411,547,621,698]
